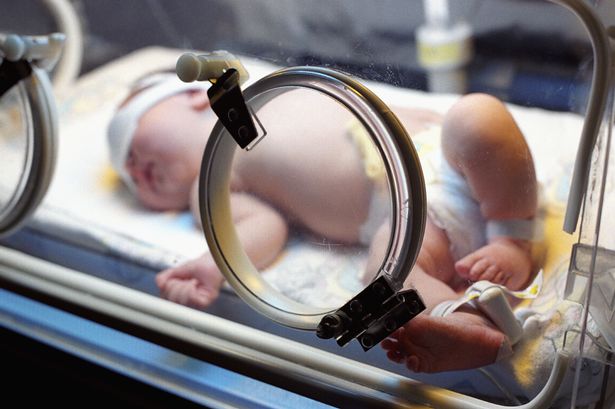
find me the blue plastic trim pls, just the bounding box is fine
[0,287,333,409]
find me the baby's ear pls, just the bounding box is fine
[187,89,210,111]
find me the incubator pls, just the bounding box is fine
[0,1,615,408]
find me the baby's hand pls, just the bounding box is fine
[155,254,225,309]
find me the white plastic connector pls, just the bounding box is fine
[431,273,542,346]
[477,286,524,345]
[176,50,249,85]
[1,33,65,70]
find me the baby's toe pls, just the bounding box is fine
[493,271,509,285]
[455,253,480,278]
[468,258,491,280]
[475,264,499,282]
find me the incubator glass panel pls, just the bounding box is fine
[565,62,615,363]
[0,84,32,224]
[3,1,615,408]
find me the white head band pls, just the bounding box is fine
[107,73,209,191]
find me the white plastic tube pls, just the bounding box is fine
[42,0,84,92]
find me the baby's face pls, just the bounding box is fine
[125,92,214,210]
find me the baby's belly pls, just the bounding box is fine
[286,173,374,244]
[239,133,374,244]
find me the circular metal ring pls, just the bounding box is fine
[199,66,426,329]
[0,66,57,237]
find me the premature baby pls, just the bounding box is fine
[108,72,541,372]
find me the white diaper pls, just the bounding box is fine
[426,156,486,260]
[345,120,392,246]
[426,154,544,261]
[351,122,543,252]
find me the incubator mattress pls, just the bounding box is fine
[27,47,611,405]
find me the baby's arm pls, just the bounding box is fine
[156,190,289,309]
[227,191,289,269]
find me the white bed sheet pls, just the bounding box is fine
[36,47,583,268]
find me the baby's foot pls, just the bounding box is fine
[455,237,532,290]
[381,310,510,373]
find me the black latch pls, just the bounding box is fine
[0,60,32,98]
[207,68,265,149]
[316,276,425,351]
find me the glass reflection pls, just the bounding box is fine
[0,0,608,405]
[231,88,392,309]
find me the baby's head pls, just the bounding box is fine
[107,73,217,210]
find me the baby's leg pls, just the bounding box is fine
[441,94,537,290]
[381,307,509,373]
[366,221,511,372]
[382,265,510,373]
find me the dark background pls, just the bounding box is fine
[1,0,611,112]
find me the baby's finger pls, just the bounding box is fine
[158,279,173,299]
[155,269,172,287]
[386,349,405,364]
[160,280,182,302]
[166,280,194,305]
[405,355,421,372]
[156,268,188,289]
[381,338,400,351]
[167,266,198,280]
[387,327,406,341]
[189,289,214,309]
